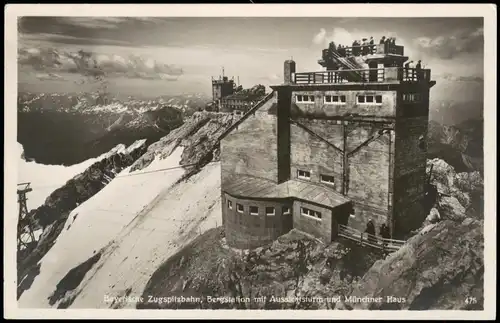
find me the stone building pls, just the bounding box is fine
[220,90,267,117]
[219,40,435,249]
[211,75,236,109]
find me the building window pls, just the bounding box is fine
[227,200,233,210]
[250,206,259,215]
[237,203,244,213]
[266,207,275,216]
[320,175,335,186]
[301,207,322,220]
[297,169,311,180]
[282,207,291,215]
[324,95,346,104]
[403,93,422,103]
[296,95,315,103]
[357,95,382,105]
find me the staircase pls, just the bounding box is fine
[328,50,365,82]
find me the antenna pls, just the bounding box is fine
[222,66,225,78]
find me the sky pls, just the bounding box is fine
[17,17,484,100]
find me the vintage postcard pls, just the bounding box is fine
[4,4,496,320]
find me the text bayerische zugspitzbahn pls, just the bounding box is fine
[111,295,407,306]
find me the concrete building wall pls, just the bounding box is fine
[220,93,278,184]
[393,112,429,237]
[222,193,293,249]
[291,90,397,118]
[347,129,392,234]
[292,200,334,243]
[290,120,344,195]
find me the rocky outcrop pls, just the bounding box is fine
[17,140,147,299]
[427,158,483,221]
[130,111,234,173]
[136,229,381,310]
[346,218,484,310]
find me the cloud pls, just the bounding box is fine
[313,28,327,45]
[258,73,282,84]
[35,73,66,81]
[18,47,184,81]
[436,73,483,83]
[413,27,483,60]
[19,32,132,47]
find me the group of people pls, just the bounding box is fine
[404,59,424,80]
[327,36,398,58]
[364,219,391,246]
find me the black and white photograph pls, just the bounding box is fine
[4,4,496,320]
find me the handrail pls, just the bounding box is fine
[293,67,430,84]
[338,224,406,250]
[324,43,404,58]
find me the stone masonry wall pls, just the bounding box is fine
[393,114,429,236]
[220,93,278,184]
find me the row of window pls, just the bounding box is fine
[227,200,291,216]
[295,94,383,105]
[297,170,335,186]
[301,207,322,220]
[402,93,423,103]
[227,200,321,222]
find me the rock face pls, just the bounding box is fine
[426,158,484,221]
[17,140,147,299]
[136,229,381,310]
[346,218,484,310]
[131,111,235,173]
[427,119,483,173]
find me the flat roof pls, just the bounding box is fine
[222,175,351,209]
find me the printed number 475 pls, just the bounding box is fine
[465,297,477,304]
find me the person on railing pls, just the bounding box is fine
[380,223,390,247]
[384,37,391,53]
[352,40,360,56]
[336,44,344,57]
[364,219,376,244]
[361,38,369,56]
[415,60,423,81]
[379,36,386,45]
[369,36,374,54]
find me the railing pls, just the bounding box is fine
[293,67,431,85]
[323,43,404,59]
[338,224,406,252]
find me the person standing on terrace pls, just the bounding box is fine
[415,60,423,81]
[369,36,374,54]
[352,40,359,56]
[361,38,369,55]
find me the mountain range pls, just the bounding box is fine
[17,91,212,165]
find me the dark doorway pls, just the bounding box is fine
[368,62,378,82]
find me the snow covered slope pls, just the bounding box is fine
[17,142,125,211]
[18,145,222,308]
